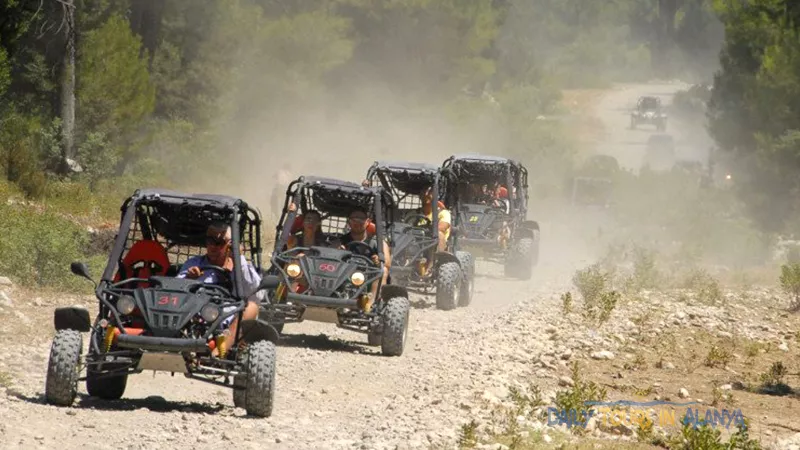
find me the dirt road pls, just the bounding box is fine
[0,82,699,450]
[591,81,711,172]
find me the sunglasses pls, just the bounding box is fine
[205,235,229,246]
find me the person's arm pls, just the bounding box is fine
[382,239,391,269]
[176,256,201,279]
[243,261,265,302]
[438,210,451,233]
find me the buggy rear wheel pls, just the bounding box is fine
[455,251,475,307]
[86,330,128,400]
[45,329,83,406]
[233,346,248,409]
[380,297,410,356]
[435,261,462,310]
[244,340,276,417]
[367,332,382,346]
[86,368,127,400]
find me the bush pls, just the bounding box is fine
[0,202,104,292]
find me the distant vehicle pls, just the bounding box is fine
[642,134,676,171]
[631,96,668,131]
[569,154,620,208]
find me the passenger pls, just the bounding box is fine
[419,187,451,252]
[339,208,392,302]
[177,222,263,356]
[414,186,452,275]
[286,202,325,250]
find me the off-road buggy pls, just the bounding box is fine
[441,154,540,280]
[364,161,475,310]
[630,96,667,131]
[569,155,620,208]
[262,176,411,356]
[44,189,281,417]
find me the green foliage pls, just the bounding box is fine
[0,201,104,291]
[553,361,607,433]
[780,262,800,309]
[708,0,800,234]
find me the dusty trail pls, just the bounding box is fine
[0,82,693,450]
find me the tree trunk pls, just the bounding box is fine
[653,0,681,76]
[60,0,76,174]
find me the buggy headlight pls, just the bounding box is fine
[286,263,301,278]
[351,272,365,286]
[116,295,135,315]
[200,304,220,322]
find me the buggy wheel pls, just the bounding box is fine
[86,368,127,400]
[380,297,410,356]
[244,340,276,417]
[259,307,284,335]
[233,346,248,409]
[367,332,382,346]
[435,261,462,310]
[45,329,83,406]
[86,330,127,400]
[455,251,475,307]
[504,237,536,280]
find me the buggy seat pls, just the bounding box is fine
[113,239,170,288]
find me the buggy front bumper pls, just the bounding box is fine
[115,334,208,353]
[286,293,359,309]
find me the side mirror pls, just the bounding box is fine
[70,261,92,280]
[70,261,97,289]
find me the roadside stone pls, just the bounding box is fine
[591,350,615,360]
[678,388,690,399]
[0,277,12,286]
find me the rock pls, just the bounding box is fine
[0,292,11,308]
[0,277,12,287]
[720,384,732,391]
[558,376,574,387]
[779,342,789,352]
[663,361,675,370]
[591,350,615,360]
[678,388,690,399]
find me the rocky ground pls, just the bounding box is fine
[1,82,799,450]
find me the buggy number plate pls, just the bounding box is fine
[319,263,337,272]
[469,215,479,223]
[157,295,181,306]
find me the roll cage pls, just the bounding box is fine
[637,96,662,112]
[271,176,395,258]
[441,153,529,218]
[100,189,263,302]
[365,160,446,232]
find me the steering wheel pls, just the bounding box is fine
[404,214,431,228]
[346,241,378,263]
[194,264,233,287]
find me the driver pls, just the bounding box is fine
[339,207,391,302]
[177,222,263,356]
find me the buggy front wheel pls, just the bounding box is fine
[435,261,462,310]
[455,251,475,307]
[380,297,410,356]
[504,237,536,280]
[244,340,276,417]
[45,329,83,406]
